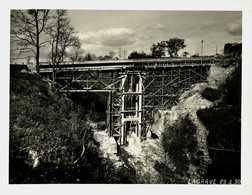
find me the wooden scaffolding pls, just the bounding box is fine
[39,58,213,146]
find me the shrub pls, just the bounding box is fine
[161,115,199,178]
[9,72,90,183]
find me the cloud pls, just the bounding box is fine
[79,28,136,47]
[152,23,166,30]
[226,22,242,36]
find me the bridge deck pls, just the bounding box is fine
[39,57,216,72]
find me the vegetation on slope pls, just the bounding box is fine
[157,43,241,183]
[10,72,93,183]
[9,71,142,184]
[197,59,241,181]
[161,116,199,180]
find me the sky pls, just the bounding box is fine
[67,10,242,57]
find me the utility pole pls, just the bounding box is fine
[216,45,218,55]
[201,40,204,56]
[119,48,122,59]
[123,49,127,59]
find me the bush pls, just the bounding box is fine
[201,87,222,102]
[9,72,90,183]
[161,115,199,179]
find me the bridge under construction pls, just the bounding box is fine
[39,57,217,145]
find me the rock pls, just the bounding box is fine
[150,110,165,138]
[146,128,152,139]
[28,150,39,168]
[93,131,117,158]
[124,133,141,156]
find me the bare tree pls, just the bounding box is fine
[108,51,116,59]
[47,10,80,65]
[67,43,85,63]
[11,9,50,73]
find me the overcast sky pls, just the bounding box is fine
[67,10,242,57]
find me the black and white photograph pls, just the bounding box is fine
[8,9,243,184]
[1,0,252,193]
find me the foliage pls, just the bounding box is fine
[128,51,151,59]
[151,38,186,58]
[197,46,241,180]
[9,72,90,183]
[161,116,200,178]
[182,51,189,58]
[81,53,97,61]
[224,43,242,59]
[220,64,241,106]
[197,105,241,180]
[166,38,186,57]
[191,53,200,57]
[151,42,165,58]
[198,56,241,155]
[96,51,118,61]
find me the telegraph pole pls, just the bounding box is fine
[123,49,127,59]
[201,40,204,56]
[119,48,122,59]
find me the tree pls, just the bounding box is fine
[108,51,116,59]
[128,51,150,59]
[182,51,189,58]
[67,44,85,63]
[151,43,165,58]
[100,55,112,60]
[166,38,186,57]
[47,10,80,65]
[96,51,117,61]
[151,38,186,58]
[84,53,97,61]
[191,53,200,58]
[11,9,50,73]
